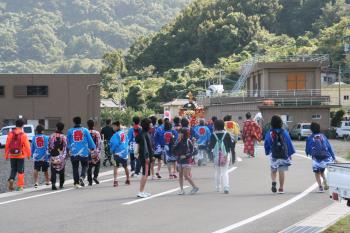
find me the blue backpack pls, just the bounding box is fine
[271,130,289,160]
[311,134,328,161]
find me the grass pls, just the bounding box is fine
[323,215,350,233]
[346,151,350,161]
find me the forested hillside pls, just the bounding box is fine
[101,0,350,113]
[0,0,191,73]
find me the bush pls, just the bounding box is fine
[322,129,337,139]
[101,107,155,127]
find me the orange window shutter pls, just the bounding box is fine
[297,74,306,90]
[287,74,297,90]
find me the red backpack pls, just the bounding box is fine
[9,131,23,156]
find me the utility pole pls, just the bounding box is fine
[338,66,341,107]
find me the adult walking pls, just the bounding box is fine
[242,112,262,158]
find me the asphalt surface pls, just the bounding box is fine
[0,144,333,233]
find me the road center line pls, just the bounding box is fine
[122,186,190,205]
[212,182,318,233]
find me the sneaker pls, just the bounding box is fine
[59,186,64,189]
[125,180,131,185]
[79,178,85,187]
[52,186,57,191]
[190,187,199,195]
[144,192,151,197]
[74,184,81,189]
[318,186,324,193]
[137,192,147,198]
[156,173,162,179]
[169,175,174,179]
[151,175,156,180]
[93,177,100,184]
[131,172,135,177]
[173,174,178,179]
[8,179,14,192]
[178,190,186,195]
[323,180,329,191]
[224,188,229,194]
[88,182,93,186]
[16,187,24,191]
[271,182,277,193]
[278,188,284,194]
[34,183,39,189]
[113,180,118,187]
[45,182,51,186]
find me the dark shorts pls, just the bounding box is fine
[313,167,326,173]
[153,153,162,160]
[140,158,150,176]
[114,156,128,168]
[34,161,49,172]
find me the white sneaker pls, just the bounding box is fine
[144,192,151,197]
[137,192,151,198]
[74,184,82,189]
[178,190,186,195]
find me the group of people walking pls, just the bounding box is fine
[4,112,336,197]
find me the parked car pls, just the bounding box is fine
[289,123,312,140]
[336,121,350,140]
[0,124,35,147]
[327,163,350,207]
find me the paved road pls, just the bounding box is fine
[0,145,333,233]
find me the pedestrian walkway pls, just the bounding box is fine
[280,201,350,233]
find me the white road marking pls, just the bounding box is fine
[212,182,318,233]
[0,169,116,199]
[236,157,243,162]
[122,186,190,205]
[294,153,312,160]
[0,175,126,206]
[228,167,238,173]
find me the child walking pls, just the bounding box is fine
[49,122,67,190]
[209,120,234,194]
[31,125,50,188]
[264,115,295,194]
[174,122,199,195]
[306,122,335,192]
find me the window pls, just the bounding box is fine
[312,114,321,120]
[27,86,48,96]
[14,85,48,97]
[47,118,61,130]
[302,124,311,129]
[287,73,306,90]
[344,95,349,101]
[0,86,4,96]
[23,126,33,134]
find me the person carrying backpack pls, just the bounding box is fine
[31,125,50,188]
[163,121,178,179]
[305,122,335,193]
[174,124,199,195]
[149,116,162,179]
[264,115,295,194]
[209,120,234,194]
[5,119,31,191]
[67,116,96,188]
[87,120,102,186]
[49,122,67,190]
[128,116,142,177]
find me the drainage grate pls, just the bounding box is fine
[281,226,323,233]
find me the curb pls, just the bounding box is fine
[279,201,350,233]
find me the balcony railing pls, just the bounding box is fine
[198,89,322,99]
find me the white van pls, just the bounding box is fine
[0,125,35,147]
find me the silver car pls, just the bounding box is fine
[290,123,312,140]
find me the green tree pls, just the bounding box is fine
[126,85,145,110]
